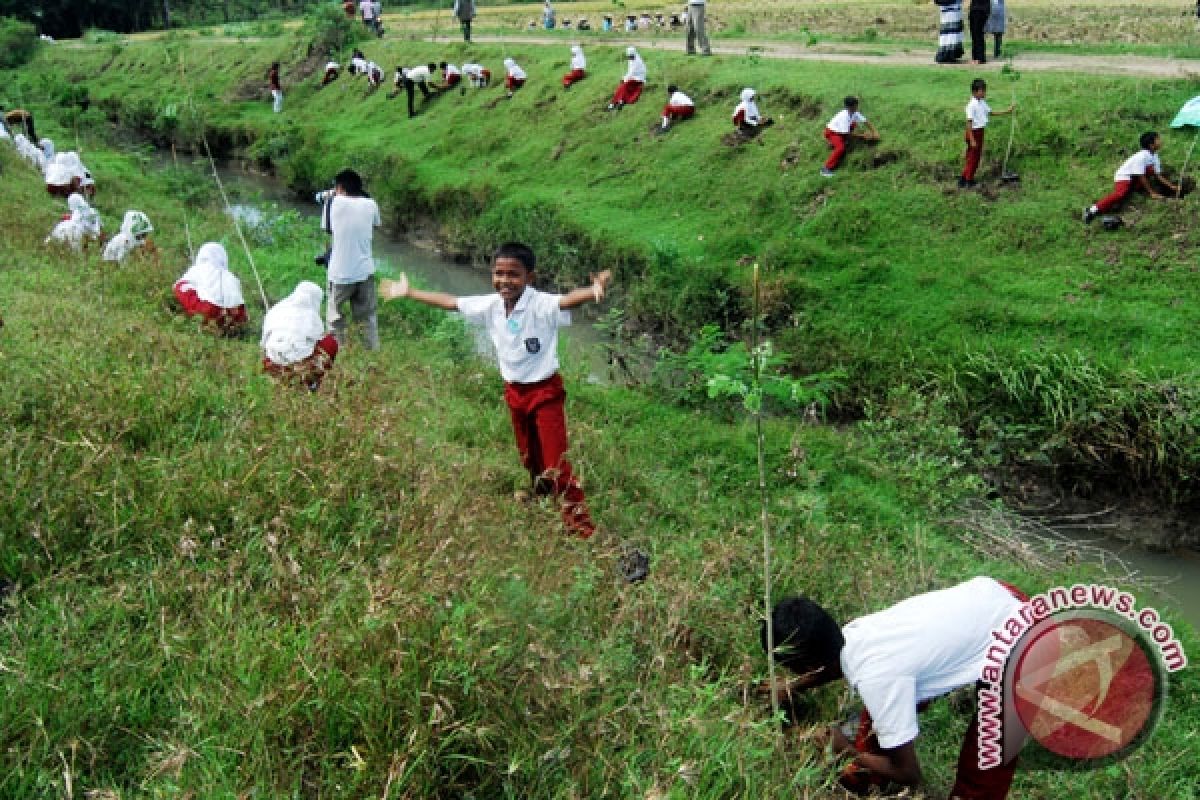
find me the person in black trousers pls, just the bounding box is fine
[967,0,991,63]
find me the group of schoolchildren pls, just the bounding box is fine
[7,34,1188,797]
[534,1,687,34]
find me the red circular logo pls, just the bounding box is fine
[1012,617,1159,760]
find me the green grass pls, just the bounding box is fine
[2,97,1200,798]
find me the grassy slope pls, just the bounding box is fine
[1,110,1199,798]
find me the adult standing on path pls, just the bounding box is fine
[933,0,965,64]
[984,0,1006,60]
[454,0,476,42]
[267,62,283,113]
[967,0,991,63]
[327,169,382,351]
[685,0,712,56]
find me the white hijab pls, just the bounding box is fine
[68,192,102,236]
[180,242,245,308]
[624,47,646,81]
[261,281,326,365]
[102,211,153,262]
[735,88,761,124]
[39,138,54,159]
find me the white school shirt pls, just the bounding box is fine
[327,195,381,284]
[733,99,761,125]
[624,56,647,82]
[462,63,485,78]
[827,109,866,134]
[359,0,375,20]
[570,50,586,70]
[443,63,461,77]
[456,287,570,384]
[325,61,339,71]
[1114,149,1162,181]
[668,90,694,108]
[839,577,1022,750]
[350,57,368,73]
[506,62,526,80]
[406,65,432,82]
[966,96,991,130]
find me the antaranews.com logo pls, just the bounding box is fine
[978,583,1188,769]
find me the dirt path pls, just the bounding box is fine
[426,33,1200,79]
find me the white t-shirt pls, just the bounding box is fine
[443,63,461,76]
[456,287,570,383]
[966,96,991,130]
[668,90,694,108]
[1114,149,1162,181]
[839,577,1022,750]
[571,50,586,70]
[827,109,867,134]
[406,65,432,82]
[462,63,485,78]
[360,0,376,20]
[506,63,527,80]
[327,195,381,284]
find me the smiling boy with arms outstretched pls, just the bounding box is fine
[764,577,1027,798]
[381,243,611,538]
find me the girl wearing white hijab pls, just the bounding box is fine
[261,281,339,389]
[607,47,647,110]
[173,242,249,334]
[102,211,154,263]
[503,58,526,98]
[732,88,774,136]
[13,134,46,171]
[45,193,102,251]
[44,151,92,198]
[562,44,586,88]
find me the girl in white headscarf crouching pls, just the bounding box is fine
[45,193,103,252]
[102,211,154,263]
[732,88,774,137]
[261,281,339,390]
[173,242,249,335]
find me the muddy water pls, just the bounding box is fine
[218,165,613,384]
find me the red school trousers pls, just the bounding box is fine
[1093,178,1139,213]
[663,104,695,121]
[611,79,644,105]
[506,75,525,91]
[963,127,986,181]
[562,68,586,87]
[503,373,594,537]
[824,128,849,170]
[173,281,249,334]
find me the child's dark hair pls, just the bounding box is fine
[1140,131,1160,150]
[971,78,987,93]
[761,596,845,675]
[667,84,679,95]
[494,242,536,271]
[427,63,437,72]
[843,96,859,109]
[439,61,449,69]
[334,168,367,197]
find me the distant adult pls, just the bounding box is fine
[967,0,991,64]
[933,0,965,64]
[267,62,283,113]
[359,0,379,35]
[685,0,711,56]
[543,0,556,30]
[326,169,382,350]
[984,0,1006,59]
[453,0,476,42]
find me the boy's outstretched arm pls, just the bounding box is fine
[559,270,613,310]
[379,274,460,310]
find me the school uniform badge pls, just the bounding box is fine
[525,337,541,354]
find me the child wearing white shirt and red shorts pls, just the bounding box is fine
[959,78,1013,189]
[765,577,1029,799]
[381,243,612,538]
[821,96,880,176]
[1084,131,1179,223]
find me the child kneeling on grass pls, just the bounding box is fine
[173,242,249,336]
[380,242,612,539]
[261,281,339,391]
[1084,130,1180,224]
[732,88,774,137]
[764,576,1027,799]
[821,96,880,176]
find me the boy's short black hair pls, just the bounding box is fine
[667,84,679,94]
[761,596,845,675]
[971,78,987,93]
[439,61,448,69]
[493,242,536,271]
[334,168,365,197]
[1140,130,1160,150]
[427,62,437,72]
[844,96,859,109]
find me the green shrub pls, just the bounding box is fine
[0,16,38,69]
[303,2,363,56]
